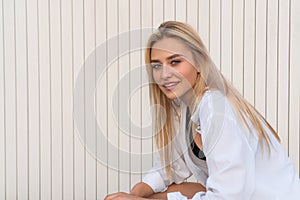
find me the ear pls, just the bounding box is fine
[195,64,201,74]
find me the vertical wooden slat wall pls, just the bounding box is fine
[0,0,299,199]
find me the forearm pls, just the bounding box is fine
[130,182,155,198]
[149,182,205,199]
[130,182,206,200]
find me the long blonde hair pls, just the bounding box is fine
[145,21,280,179]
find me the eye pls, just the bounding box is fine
[170,60,181,65]
[151,63,162,69]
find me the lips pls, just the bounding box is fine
[162,81,180,90]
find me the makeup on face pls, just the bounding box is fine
[150,38,198,102]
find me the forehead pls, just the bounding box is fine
[151,37,191,58]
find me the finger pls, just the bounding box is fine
[104,192,119,200]
[104,192,127,200]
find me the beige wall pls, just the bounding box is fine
[0,0,299,199]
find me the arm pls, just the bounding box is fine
[193,116,256,199]
[130,182,155,197]
[105,182,163,200]
[130,182,205,200]
[140,145,193,195]
[189,92,257,199]
[105,192,163,200]
[150,182,206,199]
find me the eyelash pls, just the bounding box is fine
[151,60,181,69]
[151,63,162,69]
[170,60,181,65]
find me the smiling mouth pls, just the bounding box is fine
[162,82,179,90]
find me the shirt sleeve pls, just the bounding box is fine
[142,154,171,193]
[142,149,193,193]
[189,91,256,200]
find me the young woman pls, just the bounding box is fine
[105,21,300,200]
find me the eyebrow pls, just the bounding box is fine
[150,54,184,63]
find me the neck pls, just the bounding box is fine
[180,88,197,111]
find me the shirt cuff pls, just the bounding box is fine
[191,191,206,200]
[142,171,168,193]
[167,192,188,200]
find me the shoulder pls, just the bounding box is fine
[191,90,236,124]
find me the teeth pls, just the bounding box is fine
[164,82,177,87]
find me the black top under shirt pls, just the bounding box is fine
[186,107,206,161]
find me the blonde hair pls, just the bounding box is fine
[145,21,280,179]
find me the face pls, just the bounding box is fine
[150,37,199,102]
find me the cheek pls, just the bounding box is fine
[181,70,197,85]
[189,72,198,83]
[152,71,160,83]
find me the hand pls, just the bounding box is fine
[105,192,146,200]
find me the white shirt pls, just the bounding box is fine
[142,90,300,200]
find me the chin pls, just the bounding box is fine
[163,91,179,100]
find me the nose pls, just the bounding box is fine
[160,65,172,80]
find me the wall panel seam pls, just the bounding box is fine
[13,0,18,198]
[71,0,75,198]
[47,0,53,198]
[265,0,268,119]
[36,0,42,199]
[82,0,87,198]
[94,0,97,198]
[276,0,280,132]
[287,0,291,155]
[1,0,7,198]
[254,0,257,107]
[24,0,29,198]
[59,0,64,199]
